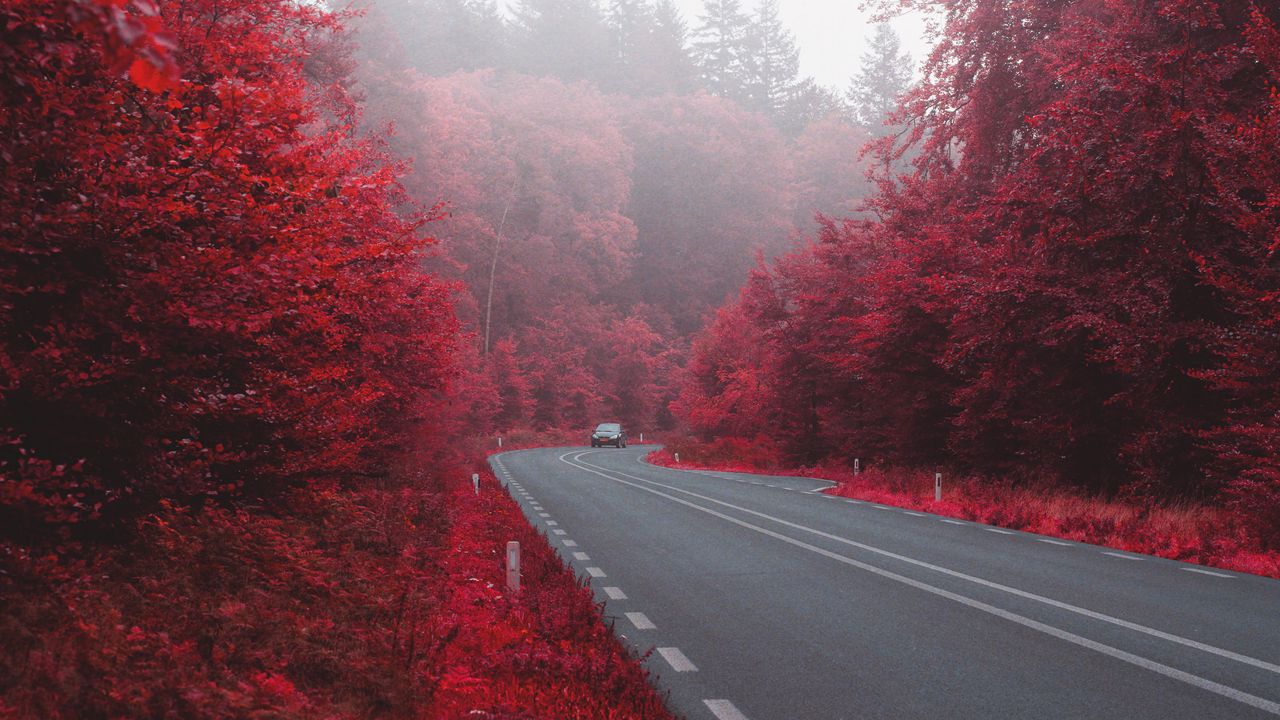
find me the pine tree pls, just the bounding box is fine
[745,0,801,118]
[374,0,506,75]
[693,0,753,104]
[511,0,612,83]
[642,0,698,94]
[846,23,913,131]
[608,0,653,68]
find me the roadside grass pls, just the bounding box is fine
[432,466,674,718]
[0,443,675,718]
[648,442,1280,579]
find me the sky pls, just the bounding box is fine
[665,0,935,89]
[494,1,937,90]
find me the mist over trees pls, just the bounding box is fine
[847,23,913,131]
[349,0,895,432]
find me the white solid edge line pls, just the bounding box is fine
[558,454,1280,716]
[703,699,749,720]
[557,452,1280,683]
[604,586,628,600]
[657,647,698,672]
[633,449,838,490]
[1182,567,1234,578]
[626,612,656,630]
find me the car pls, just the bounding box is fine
[590,423,627,448]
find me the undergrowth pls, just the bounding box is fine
[0,442,675,718]
[649,440,1280,579]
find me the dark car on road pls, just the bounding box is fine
[590,423,626,448]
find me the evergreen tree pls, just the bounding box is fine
[693,0,753,104]
[642,0,698,94]
[374,0,506,75]
[608,0,653,69]
[846,23,913,131]
[744,0,801,118]
[605,0,695,94]
[783,78,847,135]
[511,0,612,83]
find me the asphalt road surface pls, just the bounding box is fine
[489,446,1280,720]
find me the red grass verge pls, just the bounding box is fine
[0,449,674,718]
[648,443,1280,579]
[430,467,674,718]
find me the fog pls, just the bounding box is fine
[496,0,935,88]
[661,0,933,87]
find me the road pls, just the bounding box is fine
[489,446,1280,720]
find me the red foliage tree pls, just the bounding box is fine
[0,0,458,537]
[682,0,1280,539]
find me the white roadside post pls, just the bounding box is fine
[854,458,860,476]
[472,473,480,495]
[506,541,521,594]
[640,432,644,443]
[498,436,503,449]
[674,452,680,463]
[935,472,943,502]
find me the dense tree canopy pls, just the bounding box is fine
[678,0,1280,548]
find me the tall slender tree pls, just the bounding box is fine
[846,23,913,131]
[693,0,754,104]
[510,0,612,82]
[372,0,507,75]
[744,0,802,119]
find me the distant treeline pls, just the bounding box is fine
[367,0,913,135]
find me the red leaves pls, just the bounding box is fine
[680,0,1280,550]
[127,52,174,92]
[1,0,459,532]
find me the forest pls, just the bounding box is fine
[2,0,1280,716]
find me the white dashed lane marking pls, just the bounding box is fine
[561,539,578,548]
[986,528,1016,535]
[1183,567,1233,578]
[552,529,568,536]
[1103,552,1143,561]
[626,612,656,630]
[657,647,698,672]
[903,511,927,517]
[585,567,606,578]
[604,586,627,600]
[1039,539,1072,547]
[941,519,967,525]
[703,699,749,720]
[573,552,590,561]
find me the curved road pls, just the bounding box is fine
[490,446,1280,720]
